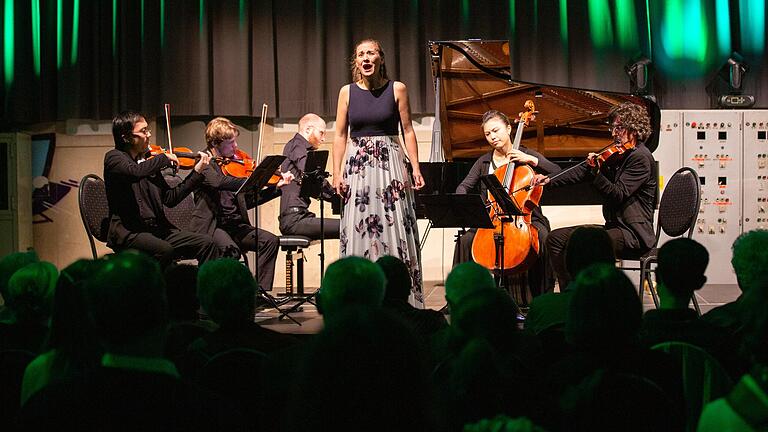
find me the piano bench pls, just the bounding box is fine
[279,235,314,296]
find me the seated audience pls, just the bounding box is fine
[21,259,103,406]
[463,416,547,432]
[639,238,735,374]
[20,252,244,430]
[289,306,433,431]
[162,264,215,365]
[441,288,544,431]
[182,258,298,377]
[545,264,684,431]
[0,261,58,353]
[698,264,768,432]
[0,250,39,323]
[702,229,768,335]
[260,256,389,431]
[444,261,497,312]
[560,369,678,432]
[431,261,499,368]
[316,256,387,321]
[526,226,615,335]
[377,255,447,343]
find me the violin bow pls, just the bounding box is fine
[163,103,177,174]
[546,138,621,183]
[255,103,268,164]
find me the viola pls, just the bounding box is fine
[471,100,542,273]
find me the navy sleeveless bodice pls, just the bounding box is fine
[348,80,400,138]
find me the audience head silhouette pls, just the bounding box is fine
[732,232,768,364]
[317,256,385,317]
[731,229,768,294]
[451,287,520,346]
[0,250,39,308]
[292,306,428,431]
[565,226,615,282]
[197,258,255,327]
[566,263,642,350]
[164,263,200,322]
[561,370,677,432]
[656,238,708,304]
[445,261,495,309]
[47,259,103,354]
[85,252,167,353]
[7,261,58,324]
[376,255,412,301]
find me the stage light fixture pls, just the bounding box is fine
[625,57,655,101]
[710,52,755,108]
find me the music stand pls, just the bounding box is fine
[479,174,526,292]
[277,150,331,320]
[420,193,493,313]
[300,150,330,278]
[418,194,494,229]
[235,155,298,324]
[235,155,285,195]
[480,175,525,217]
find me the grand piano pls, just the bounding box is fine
[416,39,660,212]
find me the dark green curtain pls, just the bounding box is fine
[1,0,766,126]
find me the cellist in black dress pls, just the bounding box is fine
[453,109,561,298]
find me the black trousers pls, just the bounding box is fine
[545,224,627,289]
[452,221,554,299]
[279,212,340,240]
[122,229,219,268]
[214,223,279,292]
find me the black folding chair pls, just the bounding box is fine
[78,174,111,259]
[619,167,702,312]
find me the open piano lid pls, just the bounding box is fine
[429,40,660,160]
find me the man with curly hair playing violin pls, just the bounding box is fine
[539,102,657,290]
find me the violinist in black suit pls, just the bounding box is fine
[103,111,219,267]
[539,102,657,289]
[190,117,293,292]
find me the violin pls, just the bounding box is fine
[145,144,199,169]
[221,103,282,186]
[216,148,256,178]
[217,104,282,186]
[547,138,637,184]
[586,139,636,169]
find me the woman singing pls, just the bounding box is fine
[332,39,425,307]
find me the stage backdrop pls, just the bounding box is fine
[2,0,768,126]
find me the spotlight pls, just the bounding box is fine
[625,56,655,101]
[710,52,755,108]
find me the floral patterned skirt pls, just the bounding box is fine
[340,135,424,308]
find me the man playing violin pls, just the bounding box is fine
[191,117,293,292]
[453,109,561,298]
[104,110,220,267]
[539,102,657,289]
[278,113,340,239]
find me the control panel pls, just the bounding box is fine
[681,111,741,284]
[742,111,768,232]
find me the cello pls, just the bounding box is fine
[471,100,543,273]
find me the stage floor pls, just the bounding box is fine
[256,281,742,336]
